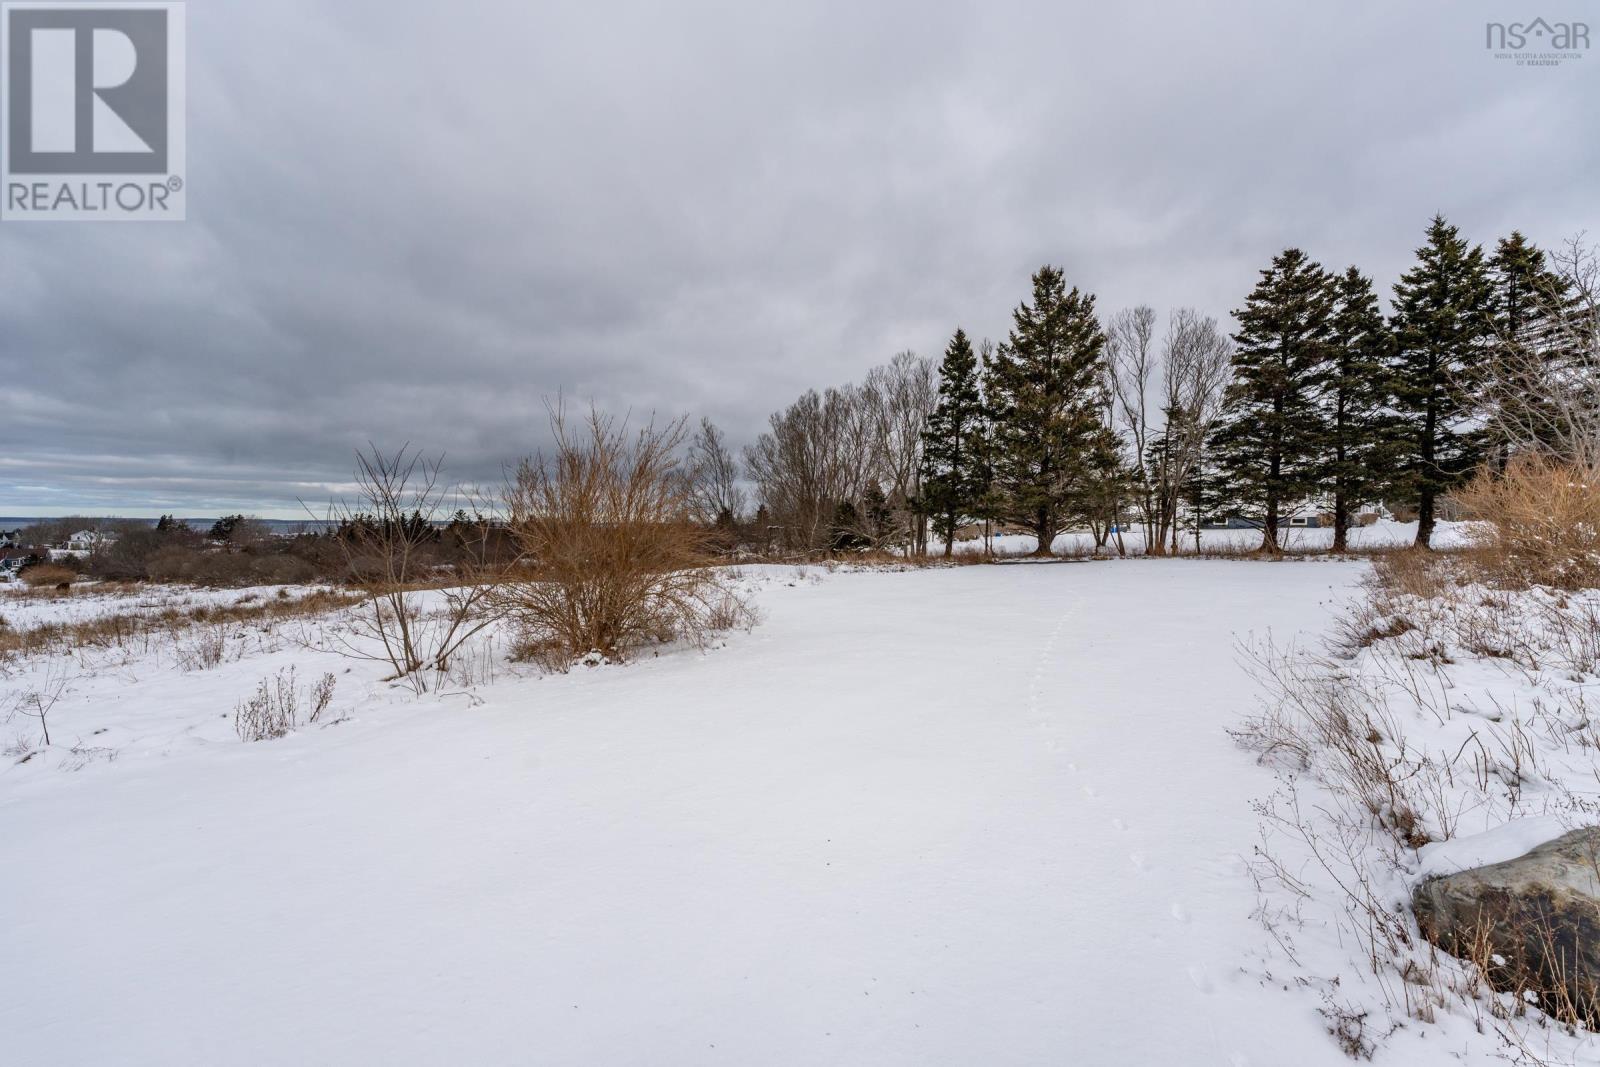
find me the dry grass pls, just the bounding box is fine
[1369,546,1456,600]
[1432,886,1600,1031]
[22,564,79,589]
[234,665,338,742]
[1460,453,1600,590]
[2,578,142,603]
[0,588,361,661]
[1237,540,1600,1056]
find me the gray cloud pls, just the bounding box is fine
[1,0,1595,516]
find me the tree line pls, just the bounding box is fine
[718,214,1595,556]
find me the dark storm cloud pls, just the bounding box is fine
[1,0,1595,515]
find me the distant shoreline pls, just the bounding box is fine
[0,517,334,534]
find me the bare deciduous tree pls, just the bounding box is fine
[1106,306,1158,550]
[1109,307,1233,554]
[863,350,937,553]
[745,353,936,555]
[687,417,747,524]
[745,385,877,551]
[324,446,503,693]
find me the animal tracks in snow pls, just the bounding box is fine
[1028,589,1209,1006]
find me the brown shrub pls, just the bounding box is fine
[22,563,79,589]
[497,405,753,667]
[1370,546,1455,600]
[1459,453,1600,590]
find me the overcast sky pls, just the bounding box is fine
[1,0,1595,517]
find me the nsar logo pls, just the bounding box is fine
[1485,17,1590,67]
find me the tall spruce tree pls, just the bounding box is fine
[1486,231,1573,455]
[919,328,987,557]
[1324,266,1392,552]
[985,266,1109,556]
[1209,248,1334,553]
[1490,231,1567,348]
[973,340,1005,554]
[1388,215,1493,547]
[1079,425,1130,554]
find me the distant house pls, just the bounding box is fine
[64,529,115,551]
[1206,502,1391,532]
[0,546,39,580]
[46,528,116,560]
[1199,514,1329,530]
[1204,501,1333,530]
[0,528,22,548]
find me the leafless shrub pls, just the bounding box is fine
[234,666,335,741]
[324,446,505,692]
[309,671,337,722]
[497,405,754,669]
[175,624,229,671]
[1235,643,1433,849]
[235,670,298,742]
[1536,594,1600,676]
[1319,999,1375,1060]
[5,659,71,747]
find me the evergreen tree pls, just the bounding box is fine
[208,514,244,542]
[985,266,1109,556]
[1209,248,1334,553]
[1177,442,1220,555]
[1324,266,1393,552]
[753,504,774,553]
[1491,231,1567,349]
[1388,215,1493,547]
[919,328,987,557]
[828,500,865,552]
[862,483,893,546]
[1486,231,1573,455]
[1079,427,1130,555]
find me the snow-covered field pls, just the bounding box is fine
[948,518,1479,556]
[1238,565,1600,1064]
[0,582,330,630]
[0,559,1583,1064]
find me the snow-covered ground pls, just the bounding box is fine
[947,518,1478,556]
[1238,567,1600,1064]
[0,581,330,630]
[0,560,1575,1064]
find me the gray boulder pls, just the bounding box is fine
[1414,826,1600,1023]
